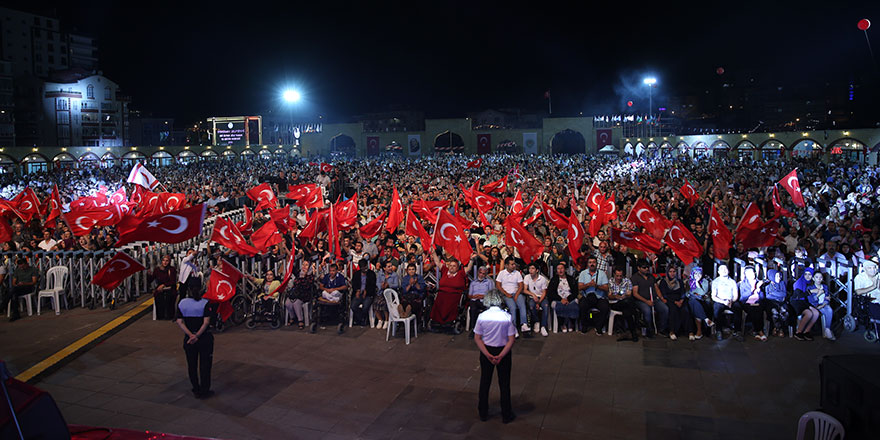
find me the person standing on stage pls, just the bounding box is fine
[473,290,516,423]
[175,288,215,399]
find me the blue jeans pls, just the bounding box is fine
[504,294,528,326]
[350,295,373,324]
[688,297,710,321]
[527,297,550,327]
[815,304,833,329]
[635,299,669,333]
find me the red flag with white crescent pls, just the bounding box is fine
[610,228,661,254]
[115,204,207,247]
[585,182,604,211]
[246,183,278,211]
[566,210,585,260]
[778,168,806,208]
[211,216,259,256]
[709,204,733,259]
[663,220,704,265]
[91,251,146,291]
[504,216,543,263]
[432,209,473,263]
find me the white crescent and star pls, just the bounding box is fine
[787,175,800,191]
[605,200,616,215]
[217,280,234,300]
[590,192,602,208]
[154,215,188,235]
[107,258,131,273]
[747,214,759,225]
[75,215,96,231]
[21,200,33,211]
[512,200,524,213]
[510,227,523,245]
[439,223,457,241]
[618,231,633,241]
[635,208,653,223]
[569,222,580,241]
[260,189,274,201]
[669,225,688,245]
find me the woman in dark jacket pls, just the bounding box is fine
[547,262,580,332]
[656,265,690,340]
[350,258,377,326]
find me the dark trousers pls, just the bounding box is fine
[610,299,639,337]
[667,299,693,335]
[3,285,34,319]
[183,333,213,394]
[154,288,178,320]
[478,345,513,420]
[400,293,424,323]
[743,301,768,333]
[179,277,201,300]
[469,299,485,331]
[578,293,609,331]
[713,301,743,332]
[350,295,373,325]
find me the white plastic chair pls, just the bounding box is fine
[795,411,844,440]
[607,309,623,335]
[348,292,375,328]
[384,288,417,344]
[6,293,34,318]
[38,266,69,316]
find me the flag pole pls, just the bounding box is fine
[548,94,552,116]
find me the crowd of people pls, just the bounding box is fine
[2,152,879,342]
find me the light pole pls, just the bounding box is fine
[643,77,657,138]
[282,89,301,145]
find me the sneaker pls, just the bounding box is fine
[670,333,677,341]
[694,334,703,340]
[515,331,520,338]
[382,321,389,329]
[521,323,530,333]
[595,328,603,336]
[804,333,814,341]
[824,328,836,341]
[688,334,695,341]
[541,327,548,337]
[376,320,384,329]
[562,327,568,333]
[370,319,375,328]
[705,318,715,327]
[533,322,540,333]
[794,332,806,341]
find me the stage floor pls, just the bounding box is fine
[6,307,880,440]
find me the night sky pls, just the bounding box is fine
[10,1,880,124]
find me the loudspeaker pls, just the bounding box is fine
[0,378,70,440]
[820,354,880,440]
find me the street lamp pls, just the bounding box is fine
[282,89,302,145]
[283,89,301,103]
[643,77,657,137]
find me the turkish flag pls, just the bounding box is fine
[328,203,342,260]
[358,212,386,240]
[12,188,41,222]
[625,198,670,239]
[386,186,404,233]
[567,210,585,260]
[204,259,243,304]
[738,218,780,249]
[734,202,763,238]
[334,193,358,230]
[596,128,612,149]
[585,182,605,211]
[115,204,206,247]
[405,207,433,249]
[588,208,607,237]
[93,205,125,227]
[251,219,284,252]
[134,190,163,218]
[610,228,661,254]
[64,208,111,236]
[211,216,259,256]
[509,189,526,215]
[462,185,499,212]
[299,208,330,240]
[778,168,806,208]
[320,163,334,173]
[268,205,297,234]
[367,136,380,157]
[679,179,699,207]
[108,187,127,205]
[771,186,795,219]
[287,183,317,200]
[270,255,297,299]
[541,202,569,230]
[432,208,473,263]
[664,220,704,265]
[246,183,277,211]
[476,134,491,155]
[44,184,63,227]
[504,216,543,263]
[467,158,483,168]
[0,218,11,243]
[158,193,187,214]
[522,208,542,227]
[411,200,449,221]
[709,204,733,259]
[236,206,254,236]
[481,176,508,194]
[91,251,146,291]
[297,185,324,211]
[601,192,618,220]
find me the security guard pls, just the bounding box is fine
[175,288,215,399]
[473,290,517,423]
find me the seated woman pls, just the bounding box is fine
[285,260,315,329]
[738,266,768,341]
[763,269,791,338]
[792,268,834,340]
[547,262,580,333]
[686,267,713,340]
[657,265,690,341]
[400,263,426,321]
[808,271,835,341]
[428,249,475,333]
[246,270,281,302]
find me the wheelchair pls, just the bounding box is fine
[245,295,283,329]
[851,294,880,342]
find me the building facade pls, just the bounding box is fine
[40,73,129,147]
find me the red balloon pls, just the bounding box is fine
[627,101,633,107]
[716,67,725,75]
[858,19,871,31]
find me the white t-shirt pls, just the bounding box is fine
[38,239,58,251]
[474,306,517,347]
[523,274,548,298]
[495,269,523,295]
[854,272,880,302]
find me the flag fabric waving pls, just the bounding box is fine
[386,186,404,233]
[286,183,317,200]
[504,216,543,263]
[585,182,604,211]
[296,185,324,211]
[663,220,704,265]
[115,204,206,247]
[771,186,795,219]
[625,197,671,239]
[432,209,473,263]
[466,158,483,169]
[679,179,699,207]
[734,202,763,238]
[778,168,806,208]
[610,228,661,254]
[541,202,569,230]
[236,206,254,236]
[246,183,278,211]
[251,219,284,253]
[405,207,433,249]
[709,204,733,259]
[738,218,780,249]
[481,176,508,194]
[566,211,585,261]
[126,163,160,190]
[211,216,259,256]
[359,212,386,240]
[91,251,146,291]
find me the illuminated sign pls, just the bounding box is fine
[216,121,246,146]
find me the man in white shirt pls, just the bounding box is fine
[577,256,610,335]
[523,263,550,336]
[854,258,880,323]
[178,249,203,301]
[711,265,741,341]
[495,257,527,334]
[473,290,516,424]
[37,230,58,251]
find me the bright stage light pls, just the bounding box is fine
[283,89,301,103]
[643,77,657,86]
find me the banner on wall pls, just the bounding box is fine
[523,132,538,155]
[476,133,491,155]
[596,129,613,150]
[407,135,421,156]
[366,136,380,156]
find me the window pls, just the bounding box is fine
[48,55,54,64]
[48,43,54,51]
[87,84,94,99]
[57,112,69,124]
[55,99,68,110]
[104,86,111,100]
